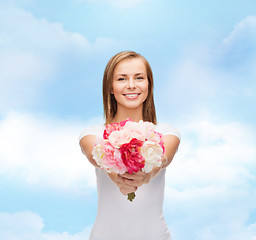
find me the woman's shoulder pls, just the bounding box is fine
[155,122,181,140]
[78,124,105,142]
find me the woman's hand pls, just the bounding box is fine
[108,172,138,195]
[120,166,162,188]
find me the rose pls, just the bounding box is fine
[120,138,145,174]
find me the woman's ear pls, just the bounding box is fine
[110,88,113,94]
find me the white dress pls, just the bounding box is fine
[79,123,181,240]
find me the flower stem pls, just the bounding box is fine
[127,192,136,202]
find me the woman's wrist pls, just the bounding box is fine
[161,155,168,169]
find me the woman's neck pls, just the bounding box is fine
[110,108,143,123]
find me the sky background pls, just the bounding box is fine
[0,0,256,239]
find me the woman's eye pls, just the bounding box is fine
[136,76,144,80]
[118,78,125,81]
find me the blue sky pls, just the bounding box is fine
[0,0,256,239]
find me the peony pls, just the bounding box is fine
[119,138,145,174]
[92,143,105,168]
[108,128,134,148]
[102,141,126,174]
[137,120,156,140]
[103,122,120,140]
[108,121,145,147]
[153,132,165,154]
[92,119,165,201]
[103,119,130,139]
[140,141,163,173]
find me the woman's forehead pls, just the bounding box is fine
[114,58,146,75]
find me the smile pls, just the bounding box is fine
[123,93,140,99]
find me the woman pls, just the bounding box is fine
[79,51,180,240]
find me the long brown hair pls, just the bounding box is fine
[103,51,156,125]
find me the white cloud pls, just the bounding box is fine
[221,15,256,50]
[0,52,54,110]
[80,0,149,9]
[155,16,256,239]
[0,4,119,111]
[0,3,121,57]
[0,4,90,52]
[0,111,98,191]
[161,15,256,121]
[1,114,255,240]
[161,50,220,116]
[0,211,91,240]
[218,15,256,76]
[164,120,256,240]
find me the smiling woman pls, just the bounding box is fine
[79,51,180,240]
[111,57,149,120]
[103,51,156,125]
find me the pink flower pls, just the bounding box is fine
[120,138,145,174]
[102,141,127,174]
[154,132,165,154]
[109,129,133,148]
[119,119,131,127]
[137,121,156,140]
[103,122,120,139]
[92,119,167,201]
[103,119,131,139]
[121,121,146,141]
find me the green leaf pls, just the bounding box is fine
[127,192,136,202]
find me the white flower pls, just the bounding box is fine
[140,141,163,173]
[92,144,105,167]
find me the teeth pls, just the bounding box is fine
[125,94,139,97]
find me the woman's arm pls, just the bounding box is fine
[80,135,138,195]
[161,134,180,168]
[79,135,99,167]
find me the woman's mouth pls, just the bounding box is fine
[123,93,140,99]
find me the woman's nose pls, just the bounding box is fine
[127,78,136,89]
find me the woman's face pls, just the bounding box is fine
[111,57,148,112]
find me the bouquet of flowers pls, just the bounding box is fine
[92,119,165,201]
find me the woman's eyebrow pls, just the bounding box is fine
[116,74,127,76]
[114,72,146,78]
[114,74,127,78]
[134,72,146,76]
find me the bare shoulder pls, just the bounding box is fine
[80,135,96,150]
[163,134,180,149]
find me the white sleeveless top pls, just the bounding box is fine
[79,123,181,240]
